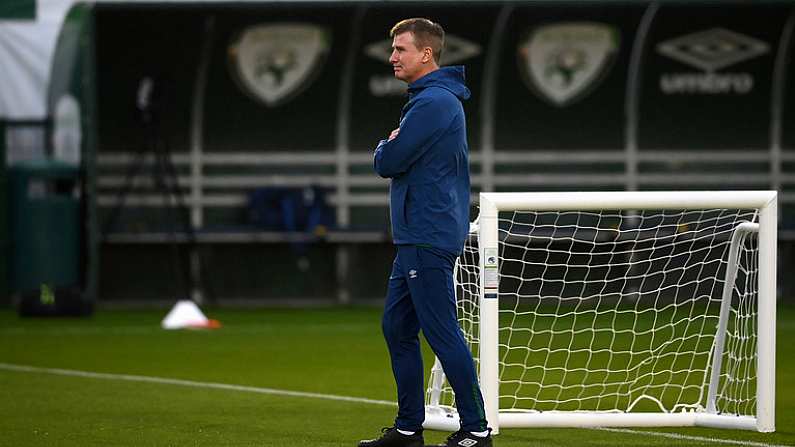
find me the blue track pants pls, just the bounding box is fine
[382,245,487,432]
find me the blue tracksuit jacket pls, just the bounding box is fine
[373,66,471,255]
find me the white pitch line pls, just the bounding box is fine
[595,427,792,447]
[0,324,365,335]
[0,362,790,447]
[0,362,396,408]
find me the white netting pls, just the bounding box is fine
[427,208,759,418]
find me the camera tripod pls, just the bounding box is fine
[101,76,210,304]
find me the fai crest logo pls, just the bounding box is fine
[229,23,331,107]
[518,22,619,107]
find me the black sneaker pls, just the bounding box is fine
[358,426,424,447]
[438,429,492,447]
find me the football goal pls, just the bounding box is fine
[424,191,776,433]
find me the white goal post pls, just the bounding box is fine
[424,191,777,433]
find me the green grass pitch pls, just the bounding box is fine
[0,305,793,446]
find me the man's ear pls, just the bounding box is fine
[423,47,433,63]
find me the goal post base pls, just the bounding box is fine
[499,412,760,431]
[424,408,763,432]
[423,409,461,432]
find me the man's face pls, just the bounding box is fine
[390,32,427,84]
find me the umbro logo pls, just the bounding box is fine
[656,28,768,72]
[364,34,481,65]
[408,270,418,279]
[364,34,481,97]
[655,27,769,95]
[458,438,479,447]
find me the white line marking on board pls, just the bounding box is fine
[0,363,790,447]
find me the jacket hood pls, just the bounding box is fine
[408,66,471,101]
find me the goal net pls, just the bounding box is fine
[424,191,776,433]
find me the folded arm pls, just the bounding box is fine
[373,95,454,178]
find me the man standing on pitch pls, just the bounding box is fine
[359,18,492,447]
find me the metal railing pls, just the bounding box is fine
[96,148,795,240]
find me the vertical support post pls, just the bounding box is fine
[478,194,500,433]
[624,2,658,191]
[190,15,215,230]
[479,5,513,194]
[757,196,777,432]
[428,357,446,407]
[335,246,351,305]
[706,222,759,413]
[769,10,794,195]
[333,6,365,305]
[187,16,215,304]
